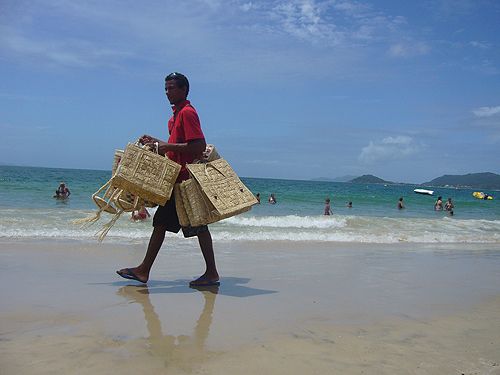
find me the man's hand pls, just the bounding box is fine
[139,134,159,145]
[139,134,168,154]
[156,141,169,155]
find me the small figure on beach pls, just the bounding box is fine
[268,193,277,204]
[54,182,70,199]
[397,197,405,209]
[347,201,353,208]
[324,198,333,215]
[131,206,150,221]
[434,196,443,211]
[444,197,454,216]
[255,193,261,204]
[116,72,219,287]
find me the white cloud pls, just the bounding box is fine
[388,41,430,58]
[359,136,422,164]
[268,0,406,46]
[472,106,500,118]
[240,2,254,12]
[270,0,343,43]
[428,0,476,18]
[0,0,431,80]
[199,0,224,9]
[470,40,490,49]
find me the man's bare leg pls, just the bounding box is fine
[117,225,167,283]
[190,229,219,286]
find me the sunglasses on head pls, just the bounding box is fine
[165,72,186,80]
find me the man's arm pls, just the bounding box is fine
[140,134,206,156]
[159,138,206,155]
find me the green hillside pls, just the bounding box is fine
[349,175,392,184]
[424,172,500,189]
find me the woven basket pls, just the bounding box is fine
[77,178,147,242]
[118,190,157,208]
[180,179,222,226]
[75,142,180,242]
[94,195,118,214]
[112,149,124,176]
[103,150,124,201]
[186,158,258,220]
[112,143,181,206]
[172,144,222,227]
[174,184,190,227]
[107,149,157,208]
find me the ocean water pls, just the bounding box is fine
[0,165,499,244]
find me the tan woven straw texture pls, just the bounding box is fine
[174,184,190,227]
[179,179,221,226]
[106,149,157,208]
[112,149,123,176]
[118,190,157,208]
[186,158,258,219]
[112,143,181,206]
[173,144,224,227]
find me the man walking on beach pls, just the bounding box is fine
[117,72,219,287]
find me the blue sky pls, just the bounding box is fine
[1,0,499,183]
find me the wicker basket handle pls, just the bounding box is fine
[135,139,159,154]
[204,163,227,180]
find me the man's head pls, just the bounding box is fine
[165,72,189,105]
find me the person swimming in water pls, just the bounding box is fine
[268,193,277,204]
[54,182,71,198]
[131,206,151,221]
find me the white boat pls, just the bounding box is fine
[414,189,434,195]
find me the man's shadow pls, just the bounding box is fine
[141,276,277,298]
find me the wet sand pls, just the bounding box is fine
[1,239,500,374]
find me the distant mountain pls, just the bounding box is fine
[331,175,358,182]
[310,177,336,182]
[311,175,358,182]
[424,172,500,190]
[349,174,392,184]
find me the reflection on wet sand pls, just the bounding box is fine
[117,285,220,372]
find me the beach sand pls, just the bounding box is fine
[1,239,500,374]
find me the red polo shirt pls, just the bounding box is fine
[166,100,205,182]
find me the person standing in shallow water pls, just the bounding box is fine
[397,197,405,209]
[324,198,333,215]
[117,72,219,287]
[434,196,443,211]
[445,197,454,216]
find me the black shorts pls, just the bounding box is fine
[153,195,208,238]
